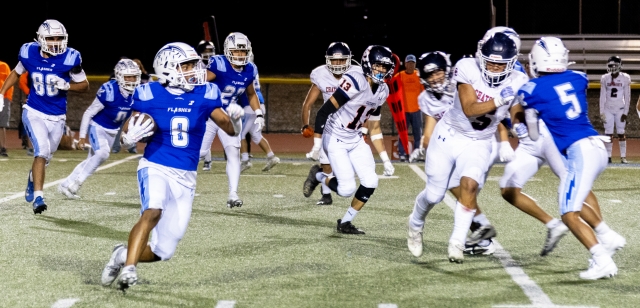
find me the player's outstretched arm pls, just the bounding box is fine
[368,120,394,176]
[246,84,265,130]
[77,98,105,148]
[68,80,89,93]
[211,105,244,137]
[301,84,321,130]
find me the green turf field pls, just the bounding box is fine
[0,150,638,308]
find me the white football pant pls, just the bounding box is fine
[323,133,378,197]
[22,107,65,162]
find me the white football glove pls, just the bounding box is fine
[226,103,245,121]
[494,86,515,108]
[383,159,395,176]
[122,114,155,148]
[408,147,424,163]
[254,108,265,130]
[600,113,607,125]
[0,93,4,113]
[498,141,515,162]
[306,149,320,161]
[50,76,70,91]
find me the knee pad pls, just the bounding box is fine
[251,133,262,144]
[354,185,375,203]
[94,148,110,162]
[424,185,445,205]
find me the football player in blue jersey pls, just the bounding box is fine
[200,32,268,208]
[514,37,625,280]
[58,59,141,199]
[100,42,244,291]
[238,54,280,173]
[0,19,89,214]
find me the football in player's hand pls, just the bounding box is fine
[124,113,156,143]
[301,125,314,138]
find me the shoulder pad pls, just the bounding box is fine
[64,48,81,66]
[205,83,220,100]
[136,83,155,101]
[99,81,116,102]
[211,55,227,73]
[20,43,37,59]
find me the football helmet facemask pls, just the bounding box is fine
[36,19,68,56]
[607,55,622,74]
[417,51,452,94]
[114,59,142,95]
[153,42,207,92]
[362,45,395,84]
[224,32,253,66]
[325,42,352,75]
[528,36,569,78]
[197,40,216,65]
[477,32,518,87]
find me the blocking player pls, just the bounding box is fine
[599,56,631,164]
[58,59,141,199]
[100,42,244,291]
[407,32,528,263]
[516,37,625,280]
[239,54,280,173]
[199,32,267,208]
[302,42,363,206]
[0,19,89,214]
[308,45,396,234]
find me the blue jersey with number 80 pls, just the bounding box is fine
[518,70,597,154]
[206,55,257,109]
[132,82,223,171]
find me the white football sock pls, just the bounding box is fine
[605,141,613,157]
[225,146,241,195]
[620,140,626,158]
[409,189,436,229]
[472,213,491,226]
[341,206,359,223]
[450,201,477,244]
[545,218,561,229]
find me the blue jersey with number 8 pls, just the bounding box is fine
[132,82,223,171]
[518,70,597,154]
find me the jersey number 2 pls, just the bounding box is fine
[610,88,618,98]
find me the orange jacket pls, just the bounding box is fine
[0,61,14,100]
[396,70,423,113]
[19,72,29,96]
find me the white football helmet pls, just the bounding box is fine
[223,32,253,66]
[153,42,206,91]
[36,19,68,56]
[114,59,142,94]
[528,37,569,78]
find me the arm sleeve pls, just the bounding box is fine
[70,65,87,83]
[599,75,606,115]
[368,106,383,121]
[79,98,105,139]
[624,75,631,114]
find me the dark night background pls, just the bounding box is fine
[3,0,640,76]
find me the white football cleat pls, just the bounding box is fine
[406,216,424,257]
[101,244,127,286]
[68,180,82,195]
[448,240,465,263]
[597,230,626,257]
[241,160,252,173]
[202,161,212,171]
[116,265,138,291]
[58,183,80,199]
[464,239,496,255]
[262,156,280,171]
[580,257,617,280]
[540,222,569,256]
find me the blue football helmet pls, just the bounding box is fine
[325,42,352,75]
[417,51,452,94]
[361,45,395,84]
[477,32,518,87]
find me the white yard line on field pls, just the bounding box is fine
[214,300,236,308]
[408,164,598,308]
[51,298,79,308]
[0,154,142,204]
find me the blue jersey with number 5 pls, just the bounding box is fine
[18,42,82,115]
[132,82,223,171]
[92,80,133,130]
[518,70,597,154]
[207,55,257,108]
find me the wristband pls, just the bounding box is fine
[370,133,383,141]
[379,151,389,162]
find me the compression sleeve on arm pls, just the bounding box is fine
[314,101,338,133]
[79,98,105,139]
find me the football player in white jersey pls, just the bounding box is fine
[308,45,395,234]
[407,32,528,263]
[301,42,363,206]
[599,56,631,164]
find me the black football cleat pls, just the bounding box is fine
[336,219,365,234]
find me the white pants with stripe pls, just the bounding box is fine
[322,133,378,197]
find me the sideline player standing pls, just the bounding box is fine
[599,56,631,164]
[301,42,363,206]
[100,42,244,291]
[516,37,625,280]
[310,45,395,234]
[407,32,528,263]
[58,59,141,198]
[0,19,89,214]
[199,32,266,208]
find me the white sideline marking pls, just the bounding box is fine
[408,165,597,308]
[378,304,398,308]
[241,174,286,177]
[104,192,116,195]
[0,154,142,204]
[58,159,68,162]
[214,300,236,308]
[273,194,284,198]
[51,298,79,308]
[609,200,622,203]
[377,175,399,179]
